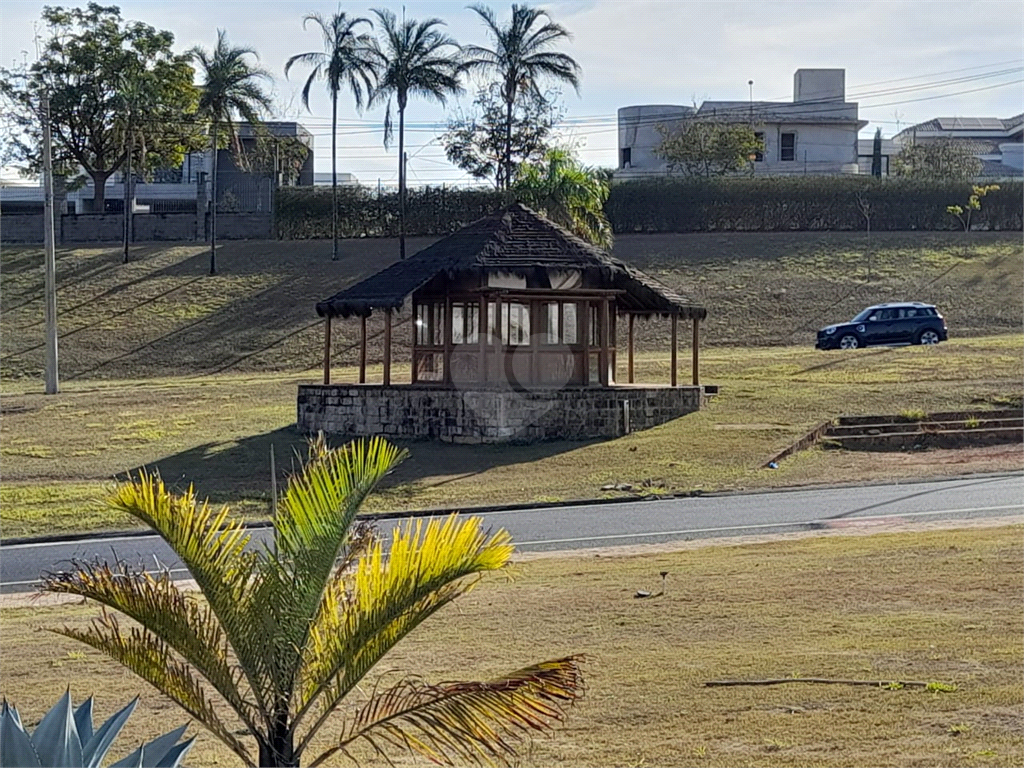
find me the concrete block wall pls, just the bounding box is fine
[216,213,272,240]
[297,385,706,443]
[61,214,123,242]
[0,214,44,243]
[133,213,197,241]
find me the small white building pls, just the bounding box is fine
[893,114,1023,180]
[617,68,866,179]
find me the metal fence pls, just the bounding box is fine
[215,171,274,213]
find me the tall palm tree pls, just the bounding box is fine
[463,4,581,192]
[285,12,376,262]
[190,30,273,275]
[366,8,462,260]
[515,148,612,248]
[42,436,584,768]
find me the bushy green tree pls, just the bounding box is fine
[0,3,200,211]
[655,119,763,177]
[443,83,564,189]
[892,138,982,181]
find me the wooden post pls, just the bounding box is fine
[610,304,617,384]
[411,300,418,384]
[670,314,678,388]
[599,299,610,386]
[322,316,332,385]
[359,315,367,384]
[692,316,700,386]
[530,300,539,385]
[478,296,488,384]
[580,300,590,386]
[627,313,635,384]
[443,297,453,386]
[383,309,392,386]
[494,294,503,386]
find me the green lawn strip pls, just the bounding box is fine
[2,337,1021,539]
[3,525,1021,767]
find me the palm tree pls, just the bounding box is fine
[190,30,273,275]
[514,148,612,248]
[42,436,584,768]
[463,4,581,192]
[366,8,462,260]
[285,12,376,262]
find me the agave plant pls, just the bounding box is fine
[0,690,194,767]
[42,437,584,767]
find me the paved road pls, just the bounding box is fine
[2,474,1021,593]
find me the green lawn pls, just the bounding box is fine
[2,336,1020,539]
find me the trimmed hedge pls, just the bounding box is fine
[276,178,1023,239]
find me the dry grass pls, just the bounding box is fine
[2,524,1021,767]
[1,336,1021,539]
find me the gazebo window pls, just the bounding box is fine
[451,302,479,345]
[543,302,579,345]
[501,302,531,345]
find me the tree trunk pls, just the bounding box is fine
[257,712,297,768]
[398,103,406,260]
[505,96,513,193]
[210,126,218,275]
[331,90,339,262]
[90,169,112,213]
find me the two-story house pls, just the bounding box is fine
[892,114,1023,180]
[617,68,867,179]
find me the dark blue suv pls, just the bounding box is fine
[816,302,948,350]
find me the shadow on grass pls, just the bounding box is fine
[133,425,595,514]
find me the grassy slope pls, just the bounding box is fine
[2,524,1021,767]
[2,232,1020,381]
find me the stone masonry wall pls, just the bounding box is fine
[297,385,706,443]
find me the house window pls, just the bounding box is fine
[753,132,764,162]
[500,302,531,345]
[780,132,796,162]
[620,147,632,168]
[450,302,479,345]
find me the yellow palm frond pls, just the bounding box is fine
[309,656,585,767]
[293,515,513,745]
[240,437,407,704]
[42,561,260,731]
[55,611,256,766]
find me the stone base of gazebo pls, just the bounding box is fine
[297,384,714,443]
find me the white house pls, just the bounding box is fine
[617,68,867,179]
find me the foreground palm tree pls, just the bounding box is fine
[463,4,581,191]
[286,12,377,262]
[367,8,462,259]
[190,30,274,275]
[515,148,612,247]
[43,437,584,767]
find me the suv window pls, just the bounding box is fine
[900,308,917,318]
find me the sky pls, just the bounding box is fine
[2,0,1022,187]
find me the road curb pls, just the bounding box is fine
[2,471,1020,547]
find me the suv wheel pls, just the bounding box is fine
[917,329,941,345]
[838,334,860,350]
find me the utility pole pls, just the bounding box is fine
[122,108,132,263]
[41,93,60,395]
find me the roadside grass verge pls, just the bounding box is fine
[2,524,1021,767]
[1,335,1020,540]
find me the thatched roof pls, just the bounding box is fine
[316,203,706,320]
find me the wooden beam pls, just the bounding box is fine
[359,315,367,384]
[478,296,488,384]
[580,300,590,386]
[383,309,392,386]
[598,299,610,386]
[410,300,418,384]
[692,316,700,386]
[628,313,635,384]
[670,314,678,388]
[494,294,503,386]
[322,316,332,385]
[443,297,453,386]
[610,305,617,384]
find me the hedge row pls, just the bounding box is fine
[276,177,1023,239]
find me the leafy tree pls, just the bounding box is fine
[463,4,581,191]
[0,3,200,211]
[42,436,584,768]
[871,127,883,178]
[947,184,1000,232]
[891,138,982,181]
[235,129,311,186]
[366,8,463,260]
[190,29,273,275]
[654,119,763,177]
[514,147,612,247]
[442,83,564,189]
[285,12,376,262]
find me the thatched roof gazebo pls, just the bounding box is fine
[299,203,712,443]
